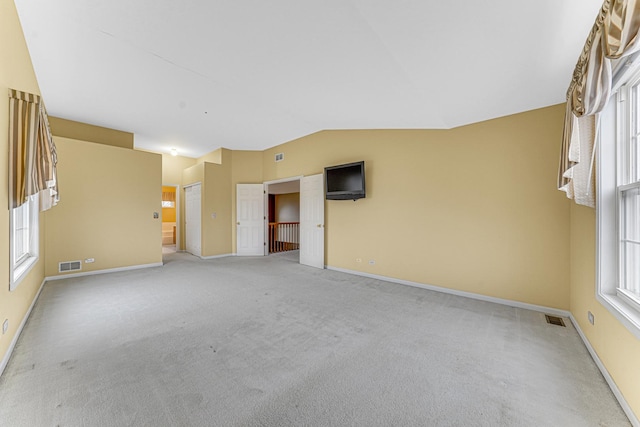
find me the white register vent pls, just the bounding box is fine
[59,261,82,273]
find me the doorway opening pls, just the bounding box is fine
[237,174,324,268]
[264,178,301,260]
[161,185,179,255]
[267,180,300,256]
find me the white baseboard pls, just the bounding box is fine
[0,278,46,378]
[45,262,163,281]
[569,315,639,426]
[326,266,571,318]
[200,253,234,260]
[326,265,637,424]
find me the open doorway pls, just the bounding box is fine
[161,185,179,255]
[265,178,300,260]
[237,174,324,268]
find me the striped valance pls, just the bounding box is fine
[8,89,59,211]
[558,0,640,207]
[162,191,175,202]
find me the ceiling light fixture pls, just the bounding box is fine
[170,148,177,157]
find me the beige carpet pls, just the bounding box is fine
[0,251,631,426]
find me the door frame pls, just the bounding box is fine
[263,176,304,256]
[184,182,202,257]
[163,183,181,250]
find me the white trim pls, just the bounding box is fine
[45,262,163,281]
[10,196,40,291]
[569,314,640,426]
[182,181,201,189]
[263,175,304,186]
[199,253,234,260]
[326,266,571,318]
[596,74,640,340]
[0,278,46,378]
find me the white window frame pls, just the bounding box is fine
[597,60,640,339]
[10,195,39,291]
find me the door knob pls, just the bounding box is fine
[237,222,240,225]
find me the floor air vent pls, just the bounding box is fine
[545,314,566,327]
[59,261,82,273]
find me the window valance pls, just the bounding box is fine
[8,89,59,211]
[559,0,640,207]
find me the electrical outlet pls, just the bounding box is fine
[2,319,8,335]
[368,259,376,265]
[588,311,595,325]
[85,258,95,263]
[356,258,362,263]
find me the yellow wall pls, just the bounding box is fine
[203,163,232,256]
[44,137,162,276]
[0,0,47,368]
[162,186,176,223]
[262,105,571,310]
[231,150,264,253]
[49,116,133,149]
[3,0,637,417]
[570,203,640,418]
[276,193,300,222]
[162,153,196,185]
[181,161,233,257]
[198,148,223,165]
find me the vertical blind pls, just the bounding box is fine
[8,89,59,211]
[558,0,640,207]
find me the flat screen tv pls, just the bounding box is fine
[325,161,365,200]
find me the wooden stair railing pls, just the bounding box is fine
[269,222,300,253]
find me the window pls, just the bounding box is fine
[597,60,640,338]
[10,195,39,290]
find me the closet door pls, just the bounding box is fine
[185,183,201,257]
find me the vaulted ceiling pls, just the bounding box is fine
[15,0,602,158]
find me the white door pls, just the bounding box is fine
[237,184,265,256]
[185,183,201,257]
[300,174,325,269]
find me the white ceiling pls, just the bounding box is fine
[15,0,602,158]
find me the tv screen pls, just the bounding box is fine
[325,161,365,200]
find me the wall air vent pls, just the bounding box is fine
[545,314,566,327]
[275,153,284,162]
[59,261,82,273]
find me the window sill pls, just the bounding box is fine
[10,256,38,291]
[597,291,640,340]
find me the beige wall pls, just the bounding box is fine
[202,163,232,256]
[44,137,162,276]
[49,117,133,149]
[0,0,47,368]
[162,153,196,185]
[181,160,234,257]
[3,0,637,417]
[231,150,264,253]
[262,105,571,310]
[276,193,300,222]
[198,148,223,165]
[570,203,640,418]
